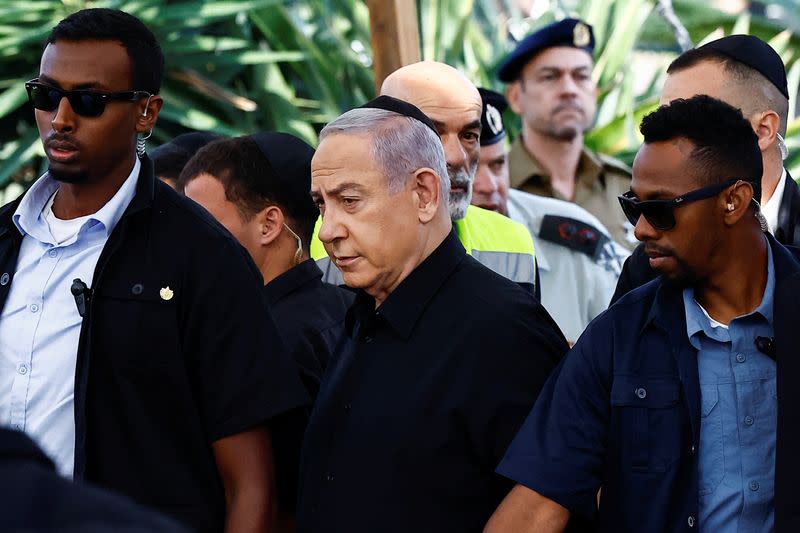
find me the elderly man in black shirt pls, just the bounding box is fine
[297,96,568,533]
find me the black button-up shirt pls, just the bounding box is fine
[264,258,353,397]
[0,157,309,532]
[297,230,568,533]
[264,258,352,515]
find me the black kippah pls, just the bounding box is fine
[699,35,789,99]
[358,95,438,136]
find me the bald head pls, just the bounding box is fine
[381,61,482,113]
[381,61,482,221]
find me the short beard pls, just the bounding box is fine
[448,165,476,221]
[48,167,90,184]
[545,124,580,141]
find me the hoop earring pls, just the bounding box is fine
[137,130,153,157]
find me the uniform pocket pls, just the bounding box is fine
[611,375,684,472]
[93,276,181,375]
[698,385,724,495]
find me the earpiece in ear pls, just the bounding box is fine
[727,203,735,212]
[142,94,153,118]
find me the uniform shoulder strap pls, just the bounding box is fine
[538,214,608,258]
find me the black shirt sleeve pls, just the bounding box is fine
[182,240,309,442]
[461,293,568,468]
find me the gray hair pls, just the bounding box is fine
[320,108,450,204]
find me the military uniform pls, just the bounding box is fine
[507,188,627,343]
[509,137,635,250]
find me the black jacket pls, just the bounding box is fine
[0,157,308,531]
[612,172,800,304]
[0,427,187,532]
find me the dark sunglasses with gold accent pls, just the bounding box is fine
[618,178,739,231]
[25,79,150,118]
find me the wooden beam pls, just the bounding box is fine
[366,0,421,93]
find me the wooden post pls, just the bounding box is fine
[367,0,421,93]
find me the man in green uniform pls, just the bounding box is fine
[498,18,635,249]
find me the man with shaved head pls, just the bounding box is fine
[378,60,540,292]
[311,62,539,294]
[611,34,798,303]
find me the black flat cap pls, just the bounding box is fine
[478,88,508,146]
[249,132,317,219]
[698,34,789,99]
[497,18,595,82]
[358,95,438,135]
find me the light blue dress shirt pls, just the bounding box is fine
[0,159,140,477]
[684,241,776,533]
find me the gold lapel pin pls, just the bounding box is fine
[160,286,174,301]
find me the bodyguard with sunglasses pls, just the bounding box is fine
[0,9,307,532]
[611,34,798,304]
[486,95,800,532]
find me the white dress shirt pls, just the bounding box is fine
[761,169,788,235]
[0,158,139,477]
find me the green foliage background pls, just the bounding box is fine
[1,0,798,202]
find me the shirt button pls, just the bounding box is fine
[48,249,58,258]
[635,387,647,399]
[744,415,754,426]
[29,303,39,313]
[325,474,334,482]
[0,272,9,285]
[690,444,696,454]
[688,515,695,527]
[749,480,760,491]
[343,402,351,411]
[364,336,373,344]
[131,283,144,295]
[17,363,29,375]
[736,353,746,363]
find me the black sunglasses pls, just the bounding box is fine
[25,79,150,118]
[618,178,739,231]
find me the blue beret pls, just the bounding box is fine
[497,18,594,82]
[697,35,789,99]
[478,88,507,146]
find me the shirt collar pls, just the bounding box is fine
[761,168,788,235]
[263,259,324,304]
[508,136,603,193]
[12,157,141,244]
[346,230,466,340]
[683,236,775,349]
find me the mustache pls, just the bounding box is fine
[553,102,585,115]
[447,168,473,190]
[644,243,674,257]
[44,132,80,151]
